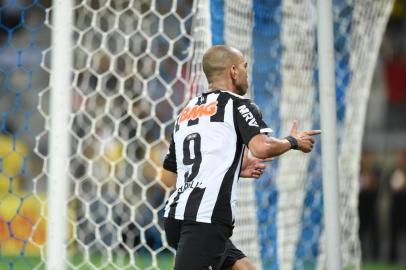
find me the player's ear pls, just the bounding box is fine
[230,64,238,80]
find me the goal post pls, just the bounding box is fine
[47,0,73,269]
[317,0,341,269]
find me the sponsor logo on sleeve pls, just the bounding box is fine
[237,104,259,127]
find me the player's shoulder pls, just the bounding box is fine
[208,90,254,109]
[226,93,262,118]
[211,91,263,115]
[216,90,249,101]
[194,90,256,107]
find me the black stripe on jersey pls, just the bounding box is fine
[164,188,176,207]
[168,192,181,218]
[210,93,230,122]
[163,135,177,173]
[174,119,180,133]
[175,105,183,132]
[187,95,207,126]
[184,187,206,220]
[211,140,243,225]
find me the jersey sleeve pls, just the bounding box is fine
[163,134,177,173]
[234,98,272,145]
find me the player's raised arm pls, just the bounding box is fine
[248,120,321,159]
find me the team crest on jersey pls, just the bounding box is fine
[237,104,259,127]
[178,101,218,123]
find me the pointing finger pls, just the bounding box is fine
[304,130,321,136]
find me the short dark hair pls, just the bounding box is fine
[202,45,240,82]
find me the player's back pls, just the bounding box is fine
[164,90,246,225]
[164,89,270,225]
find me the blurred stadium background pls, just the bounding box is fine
[0,0,405,269]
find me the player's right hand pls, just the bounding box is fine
[289,120,321,153]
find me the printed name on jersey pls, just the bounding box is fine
[237,104,259,127]
[177,180,203,193]
[178,101,218,123]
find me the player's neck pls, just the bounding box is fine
[208,81,237,94]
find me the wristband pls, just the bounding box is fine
[285,135,299,150]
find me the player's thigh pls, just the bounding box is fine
[230,257,256,270]
[174,221,231,270]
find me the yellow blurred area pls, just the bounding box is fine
[0,194,46,256]
[0,193,75,256]
[0,134,27,192]
[103,138,123,162]
[0,134,43,256]
[0,134,74,256]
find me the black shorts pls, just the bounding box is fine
[164,218,246,270]
[220,240,247,269]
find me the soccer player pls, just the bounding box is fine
[161,45,320,270]
[161,148,267,270]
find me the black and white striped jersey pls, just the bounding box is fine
[163,90,272,225]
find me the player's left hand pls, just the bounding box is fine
[241,149,272,178]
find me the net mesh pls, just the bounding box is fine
[235,0,392,269]
[190,0,393,269]
[2,0,196,269]
[0,1,49,269]
[63,1,196,269]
